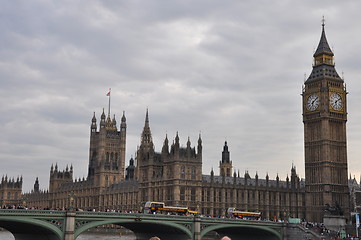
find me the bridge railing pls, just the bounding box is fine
[75,211,195,220]
[199,216,284,226]
[0,209,67,216]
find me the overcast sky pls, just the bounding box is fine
[1,1,361,192]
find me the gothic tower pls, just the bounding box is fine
[136,109,203,208]
[302,21,349,222]
[88,109,127,187]
[219,141,232,177]
[136,109,157,202]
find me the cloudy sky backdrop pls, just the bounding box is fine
[1,1,361,192]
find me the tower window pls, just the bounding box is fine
[181,166,185,179]
[191,167,196,179]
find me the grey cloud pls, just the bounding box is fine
[1,1,361,191]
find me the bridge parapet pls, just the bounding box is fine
[0,209,285,240]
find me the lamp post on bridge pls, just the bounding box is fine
[21,197,27,209]
[139,202,143,213]
[196,202,200,217]
[68,191,76,212]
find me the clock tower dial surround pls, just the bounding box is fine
[302,22,349,222]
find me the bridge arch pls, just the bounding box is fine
[201,223,282,240]
[0,216,63,240]
[75,218,193,240]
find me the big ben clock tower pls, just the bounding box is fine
[302,21,349,222]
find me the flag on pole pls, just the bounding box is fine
[106,88,111,96]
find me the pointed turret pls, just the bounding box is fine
[313,19,333,58]
[100,108,106,128]
[244,170,251,186]
[291,165,297,189]
[197,133,202,159]
[121,111,126,130]
[306,19,341,83]
[91,112,97,132]
[162,134,169,154]
[221,141,230,163]
[112,114,117,129]
[255,172,259,186]
[219,141,232,177]
[105,112,114,130]
[141,109,153,147]
[175,131,180,145]
[34,177,39,192]
[187,136,191,149]
[266,173,269,187]
[126,157,135,180]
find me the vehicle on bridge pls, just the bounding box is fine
[144,201,198,216]
[227,207,261,220]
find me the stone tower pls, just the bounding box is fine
[219,141,232,177]
[136,109,203,209]
[302,21,349,222]
[49,164,73,192]
[88,109,127,187]
[0,175,22,206]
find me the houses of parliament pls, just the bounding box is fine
[1,23,358,223]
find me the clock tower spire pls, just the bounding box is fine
[302,20,349,222]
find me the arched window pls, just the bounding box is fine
[181,166,185,179]
[191,167,196,179]
[191,188,196,202]
[180,187,185,201]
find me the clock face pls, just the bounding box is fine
[306,93,320,111]
[330,93,343,111]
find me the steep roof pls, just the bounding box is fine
[313,22,333,57]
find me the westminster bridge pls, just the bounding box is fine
[0,209,299,240]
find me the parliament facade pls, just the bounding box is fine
[1,23,354,223]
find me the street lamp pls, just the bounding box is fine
[139,203,143,213]
[21,197,27,209]
[68,191,76,212]
[196,202,200,217]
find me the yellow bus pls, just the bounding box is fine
[144,202,197,216]
[227,208,261,220]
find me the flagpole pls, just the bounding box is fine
[107,88,111,116]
